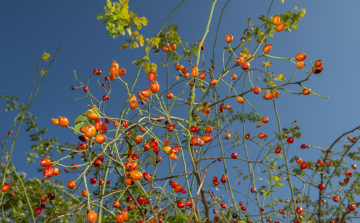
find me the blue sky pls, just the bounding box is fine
[1,0,360,221]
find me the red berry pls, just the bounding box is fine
[190,126,199,133]
[348,204,356,211]
[137,196,144,204]
[231,153,238,159]
[296,206,303,214]
[35,207,42,215]
[300,162,308,169]
[177,201,185,208]
[287,137,294,143]
[90,178,97,184]
[126,196,133,203]
[274,147,281,154]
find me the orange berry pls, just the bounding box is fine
[150,81,160,93]
[87,210,98,223]
[58,116,69,127]
[272,91,280,98]
[236,96,244,103]
[236,57,244,65]
[119,68,126,76]
[302,88,312,95]
[296,61,305,69]
[253,86,261,94]
[273,15,280,25]
[199,73,206,79]
[275,22,286,32]
[81,190,88,197]
[225,34,233,43]
[67,180,76,189]
[295,52,307,61]
[130,170,142,180]
[51,118,59,125]
[1,184,10,192]
[258,133,266,139]
[263,92,273,100]
[210,79,218,85]
[191,66,199,77]
[263,44,272,54]
[315,59,323,67]
[87,112,98,120]
[241,61,250,70]
[95,133,107,144]
[261,117,269,123]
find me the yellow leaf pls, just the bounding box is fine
[176,76,180,81]
[41,52,50,61]
[277,74,283,80]
[269,81,277,87]
[270,32,274,37]
[40,69,47,76]
[263,61,272,67]
[120,44,129,50]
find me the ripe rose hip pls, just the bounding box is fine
[348,203,356,211]
[231,152,238,159]
[287,136,294,143]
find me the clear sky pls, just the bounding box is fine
[1,0,360,221]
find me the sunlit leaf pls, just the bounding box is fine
[40,52,50,61]
[40,69,47,76]
[263,61,272,67]
[120,44,129,49]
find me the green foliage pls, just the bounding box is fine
[97,0,148,48]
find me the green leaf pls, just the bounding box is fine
[132,60,142,66]
[96,13,105,20]
[292,24,299,30]
[74,112,89,124]
[143,67,151,73]
[74,121,89,134]
[246,18,251,25]
[120,43,129,49]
